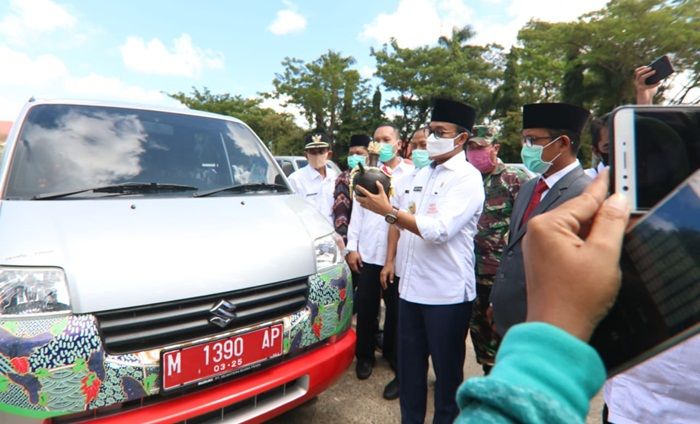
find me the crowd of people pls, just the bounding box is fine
[285,64,698,423]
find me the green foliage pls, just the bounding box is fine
[169,87,305,155]
[497,111,524,163]
[267,50,386,160]
[516,0,700,115]
[167,1,699,166]
[372,26,504,139]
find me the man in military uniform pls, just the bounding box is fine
[466,125,530,374]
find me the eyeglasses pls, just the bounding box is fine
[427,128,459,138]
[522,135,556,147]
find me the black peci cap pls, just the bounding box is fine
[349,134,371,148]
[522,103,591,134]
[430,98,476,132]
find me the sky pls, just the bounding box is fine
[0,0,613,124]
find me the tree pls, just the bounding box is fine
[516,0,700,115]
[373,26,504,140]
[268,50,371,140]
[490,0,699,164]
[169,87,305,155]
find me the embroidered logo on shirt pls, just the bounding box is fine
[408,201,417,214]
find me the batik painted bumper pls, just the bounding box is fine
[0,264,352,420]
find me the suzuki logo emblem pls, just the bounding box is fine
[209,299,237,328]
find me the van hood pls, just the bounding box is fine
[0,195,332,313]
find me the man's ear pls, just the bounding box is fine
[456,132,469,147]
[492,143,501,154]
[558,135,572,151]
[327,150,333,160]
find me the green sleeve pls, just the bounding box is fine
[455,322,606,424]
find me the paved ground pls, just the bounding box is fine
[270,332,604,423]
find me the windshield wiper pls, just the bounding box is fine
[33,182,199,200]
[193,183,288,198]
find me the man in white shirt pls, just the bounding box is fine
[355,99,484,424]
[287,132,338,224]
[490,103,592,337]
[346,124,413,400]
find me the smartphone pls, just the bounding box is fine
[611,105,700,213]
[645,55,674,85]
[590,170,700,375]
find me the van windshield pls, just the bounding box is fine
[4,104,289,199]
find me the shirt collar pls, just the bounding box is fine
[436,151,468,171]
[543,159,580,188]
[304,164,325,181]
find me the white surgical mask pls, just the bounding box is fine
[308,154,327,170]
[426,133,457,157]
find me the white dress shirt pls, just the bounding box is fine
[386,157,415,182]
[395,153,484,305]
[604,335,700,424]
[346,158,414,267]
[584,161,605,179]
[538,159,582,199]
[391,168,420,278]
[287,164,338,224]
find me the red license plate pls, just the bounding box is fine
[161,323,284,391]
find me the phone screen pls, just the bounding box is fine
[630,108,700,210]
[590,171,700,374]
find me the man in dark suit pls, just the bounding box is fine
[490,102,592,337]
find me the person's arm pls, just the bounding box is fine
[356,174,484,244]
[380,224,400,290]
[345,199,363,273]
[457,323,606,424]
[456,169,630,423]
[287,173,303,197]
[634,65,660,105]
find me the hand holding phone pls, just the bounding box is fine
[644,55,674,85]
[590,170,700,375]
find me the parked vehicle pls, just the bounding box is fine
[0,100,355,423]
[275,156,341,177]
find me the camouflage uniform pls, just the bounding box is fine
[469,127,530,371]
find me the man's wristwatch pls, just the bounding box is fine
[384,206,399,224]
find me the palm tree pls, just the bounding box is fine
[437,26,476,56]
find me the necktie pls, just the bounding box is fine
[520,179,548,228]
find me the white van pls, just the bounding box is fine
[0,100,355,423]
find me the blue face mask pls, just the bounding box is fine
[411,149,431,169]
[379,143,395,163]
[346,154,366,169]
[520,136,562,174]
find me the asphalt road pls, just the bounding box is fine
[270,332,604,423]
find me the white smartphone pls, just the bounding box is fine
[611,105,700,213]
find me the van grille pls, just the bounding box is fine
[94,277,309,354]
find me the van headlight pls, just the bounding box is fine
[0,267,71,316]
[314,233,345,272]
